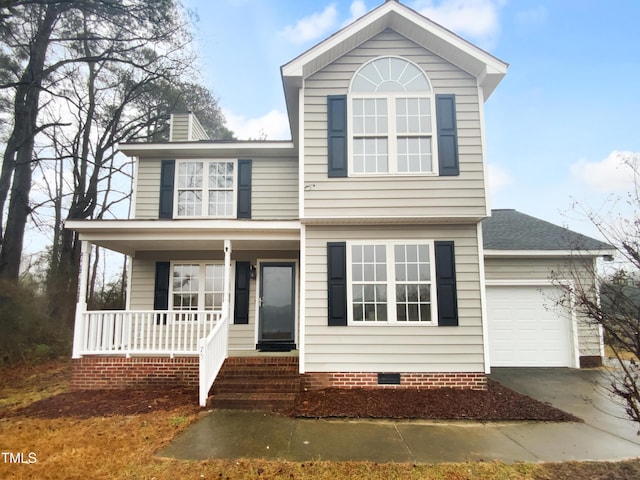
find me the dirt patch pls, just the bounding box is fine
[289,379,581,421]
[535,460,640,480]
[5,387,200,419]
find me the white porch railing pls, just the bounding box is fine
[77,310,221,356]
[198,310,230,406]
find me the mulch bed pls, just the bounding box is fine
[5,387,199,419]
[289,379,582,422]
[4,379,580,422]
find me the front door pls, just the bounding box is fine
[257,262,296,351]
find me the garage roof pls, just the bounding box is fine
[482,209,613,252]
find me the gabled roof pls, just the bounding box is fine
[482,209,613,254]
[281,0,508,143]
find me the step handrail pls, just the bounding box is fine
[198,309,229,406]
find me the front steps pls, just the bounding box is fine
[209,356,300,412]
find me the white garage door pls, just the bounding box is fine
[486,285,574,367]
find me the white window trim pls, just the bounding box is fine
[174,159,238,219]
[346,240,438,326]
[169,260,234,312]
[347,93,439,177]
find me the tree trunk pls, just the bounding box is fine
[0,4,60,280]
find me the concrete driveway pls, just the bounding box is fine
[160,368,640,463]
[490,367,640,450]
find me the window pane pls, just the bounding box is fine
[419,263,430,281]
[351,244,387,323]
[352,263,363,282]
[177,162,203,188]
[364,303,376,321]
[364,285,375,302]
[419,285,430,302]
[353,285,363,302]
[177,190,202,216]
[394,243,433,323]
[363,263,375,281]
[420,304,431,322]
[396,98,431,135]
[354,138,388,174]
[407,304,419,321]
[397,137,431,173]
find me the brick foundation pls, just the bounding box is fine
[71,356,199,390]
[579,355,603,368]
[301,371,487,391]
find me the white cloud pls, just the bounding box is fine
[410,0,505,47]
[280,4,338,44]
[224,109,291,140]
[487,163,513,194]
[571,151,640,193]
[343,1,368,26]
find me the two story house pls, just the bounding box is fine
[67,0,612,407]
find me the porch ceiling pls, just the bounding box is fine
[65,219,301,256]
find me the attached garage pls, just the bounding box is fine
[482,209,614,369]
[486,284,574,367]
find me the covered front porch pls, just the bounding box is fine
[66,219,301,405]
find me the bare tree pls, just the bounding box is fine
[0,0,192,280]
[552,152,640,425]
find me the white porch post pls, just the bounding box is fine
[222,240,232,358]
[72,240,91,359]
[223,240,232,318]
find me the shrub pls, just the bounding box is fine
[0,280,72,364]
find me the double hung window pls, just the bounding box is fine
[350,57,435,175]
[172,263,225,311]
[347,242,436,324]
[176,160,236,217]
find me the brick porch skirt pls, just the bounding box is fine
[71,357,199,390]
[71,356,487,392]
[301,372,487,391]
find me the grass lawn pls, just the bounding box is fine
[1,359,639,480]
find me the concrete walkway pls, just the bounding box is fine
[159,368,640,463]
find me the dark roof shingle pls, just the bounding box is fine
[482,209,612,251]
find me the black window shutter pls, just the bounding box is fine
[234,261,251,324]
[159,160,175,218]
[237,159,252,218]
[153,261,171,325]
[327,242,347,326]
[327,95,348,178]
[435,95,459,176]
[434,241,459,326]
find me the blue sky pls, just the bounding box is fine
[181,0,640,240]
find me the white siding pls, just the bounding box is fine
[304,224,483,373]
[252,157,298,219]
[170,113,190,141]
[484,256,602,358]
[134,160,161,219]
[133,156,298,220]
[303,30,486,219]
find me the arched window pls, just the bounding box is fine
[349,57,435,175]
[351,57,431,93]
